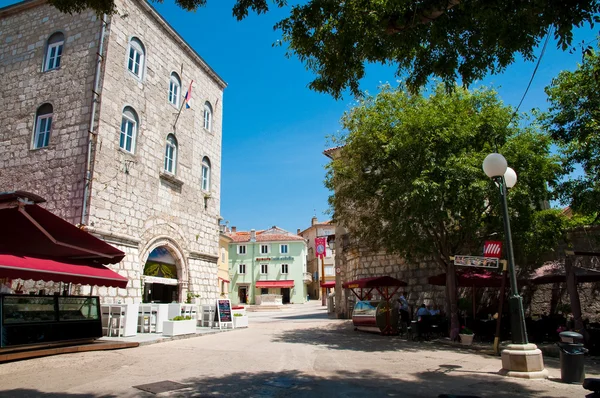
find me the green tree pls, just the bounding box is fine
[543,49,600,220]
[48,0,599,99]
[326,84,562,338]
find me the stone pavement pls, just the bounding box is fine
[0,301,597,397]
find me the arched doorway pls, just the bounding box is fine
[143,246,180,303]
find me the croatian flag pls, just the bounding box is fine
[184,80,193,109]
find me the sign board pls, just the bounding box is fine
[215,299,234,330]
[454,255,499,269]
[484,241,503,258]
[317,227,335,237]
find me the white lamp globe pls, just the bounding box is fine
[482,153,508,178]
[504,167,517,188]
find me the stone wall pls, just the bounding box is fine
[0,1,100,224]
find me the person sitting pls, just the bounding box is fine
[416,304,430,317]
[429,305,440,316]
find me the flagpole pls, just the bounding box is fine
[173,80,193,131]
[172,100,185,131]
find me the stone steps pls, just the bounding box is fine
[246,305,283,312]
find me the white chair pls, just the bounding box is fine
[102,305,125,337]
[138,304,158,333]
[201,304,215,328]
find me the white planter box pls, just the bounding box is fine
[233,315,248,328]
[162,319,197,336]
[459,334,474,345]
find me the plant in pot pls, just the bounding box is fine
[459,326,475,345]
[233,312,248,328]
[163,315,196,336]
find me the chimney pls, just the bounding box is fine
[250,229,256,242]
[231,226,237,233]
[297,228,301,235]
[311,216,318,226]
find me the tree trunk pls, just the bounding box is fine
[446,261,460,340]
[565,256,588,340]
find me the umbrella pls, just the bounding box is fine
[529,262,600,285]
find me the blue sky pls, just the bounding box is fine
[2,0,597,233]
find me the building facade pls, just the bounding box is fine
[227,227,309,305]
[0,0,226,304]
[299,217,335,300]
[218,230,232,298]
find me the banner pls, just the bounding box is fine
[315,237,327,258]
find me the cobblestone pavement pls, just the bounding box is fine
[0,302,597,397]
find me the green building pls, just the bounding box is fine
[227,226,310,305]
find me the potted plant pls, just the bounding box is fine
[162,315,196,336]
[233,312,248,328]
[459,326,475,345]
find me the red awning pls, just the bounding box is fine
[428,270,525,288]
[342,276,407,289]
[0,191,125,265]
[219,277,230,283]
[320,281,336,288]
[0,254,129,288]
[255,280,295,288]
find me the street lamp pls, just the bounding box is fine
[482,153,528,345]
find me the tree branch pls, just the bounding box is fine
[386,0,461,34]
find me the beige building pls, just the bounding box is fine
[0,0,226,304]
[218,229,232,298]
[299,217,336,300]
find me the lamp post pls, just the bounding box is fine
[482,153,528,344]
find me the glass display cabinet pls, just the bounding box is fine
[1,294,102,348]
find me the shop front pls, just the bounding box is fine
[254,280,294,305]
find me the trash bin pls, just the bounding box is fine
[557,332,588,384]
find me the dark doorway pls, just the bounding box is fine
[143,283,178,303]
[282,288,290,304]
[239,286,247,304]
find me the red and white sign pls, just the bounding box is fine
[315,237,327,259]
[484,241,503,258]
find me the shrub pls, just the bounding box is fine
[460,325,474,335]
[171,316,193,321]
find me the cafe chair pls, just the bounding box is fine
[138,304,158,333]
[102,305,124,337]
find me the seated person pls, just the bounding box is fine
[429,305,440,316]
[416,304,430,317]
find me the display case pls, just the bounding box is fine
[1,294,102,348]
[352,300,398,335]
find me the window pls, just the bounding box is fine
[238,245,246,255]
[261,288,268,294]
[325,266,335,276]
[281,264,289,274]
[127,38,145,78]
[221,249,226,263]
[203,101,212,131]
[119,106,138,153]
[168,72,181,107]
[260,264,268,274]
[33,103,53,149]
[260,244,269,254]
[44,32,64,71]
[238,264,246,274]
[164,134,177,174]
[280,244,288,254]
[201,157,211,191]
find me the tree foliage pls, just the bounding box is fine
[48,0,600,99]
[327,84,561,267]
[543,49,600,220]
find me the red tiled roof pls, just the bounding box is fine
[323,145,345,159]
[227,228,305,243]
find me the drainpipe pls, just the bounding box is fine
[81,14,108,226]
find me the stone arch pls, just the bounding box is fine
[139,236,189,302]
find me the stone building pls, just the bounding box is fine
[298,217,335,300]
[0,0,226,304]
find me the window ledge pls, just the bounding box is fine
[159,171,184,188]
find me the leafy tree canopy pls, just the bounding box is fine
[543,48,600,220]
[326,84,563,269]
[48,0,600,99]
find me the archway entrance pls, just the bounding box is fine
[143,246,179,303]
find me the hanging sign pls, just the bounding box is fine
[215,299,234,329]
[454,255,499,269]
[484,241,503,258]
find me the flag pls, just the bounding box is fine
[315,237,327,259]
[183,80,193,109]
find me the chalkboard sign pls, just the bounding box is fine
[215,299,233,329]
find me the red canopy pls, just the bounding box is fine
[428,270,510,288]
[0,254,128,289]
[342,276,407,289]
[320,281,336,288]
[0,191,124,264]
[255,280,294,288]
